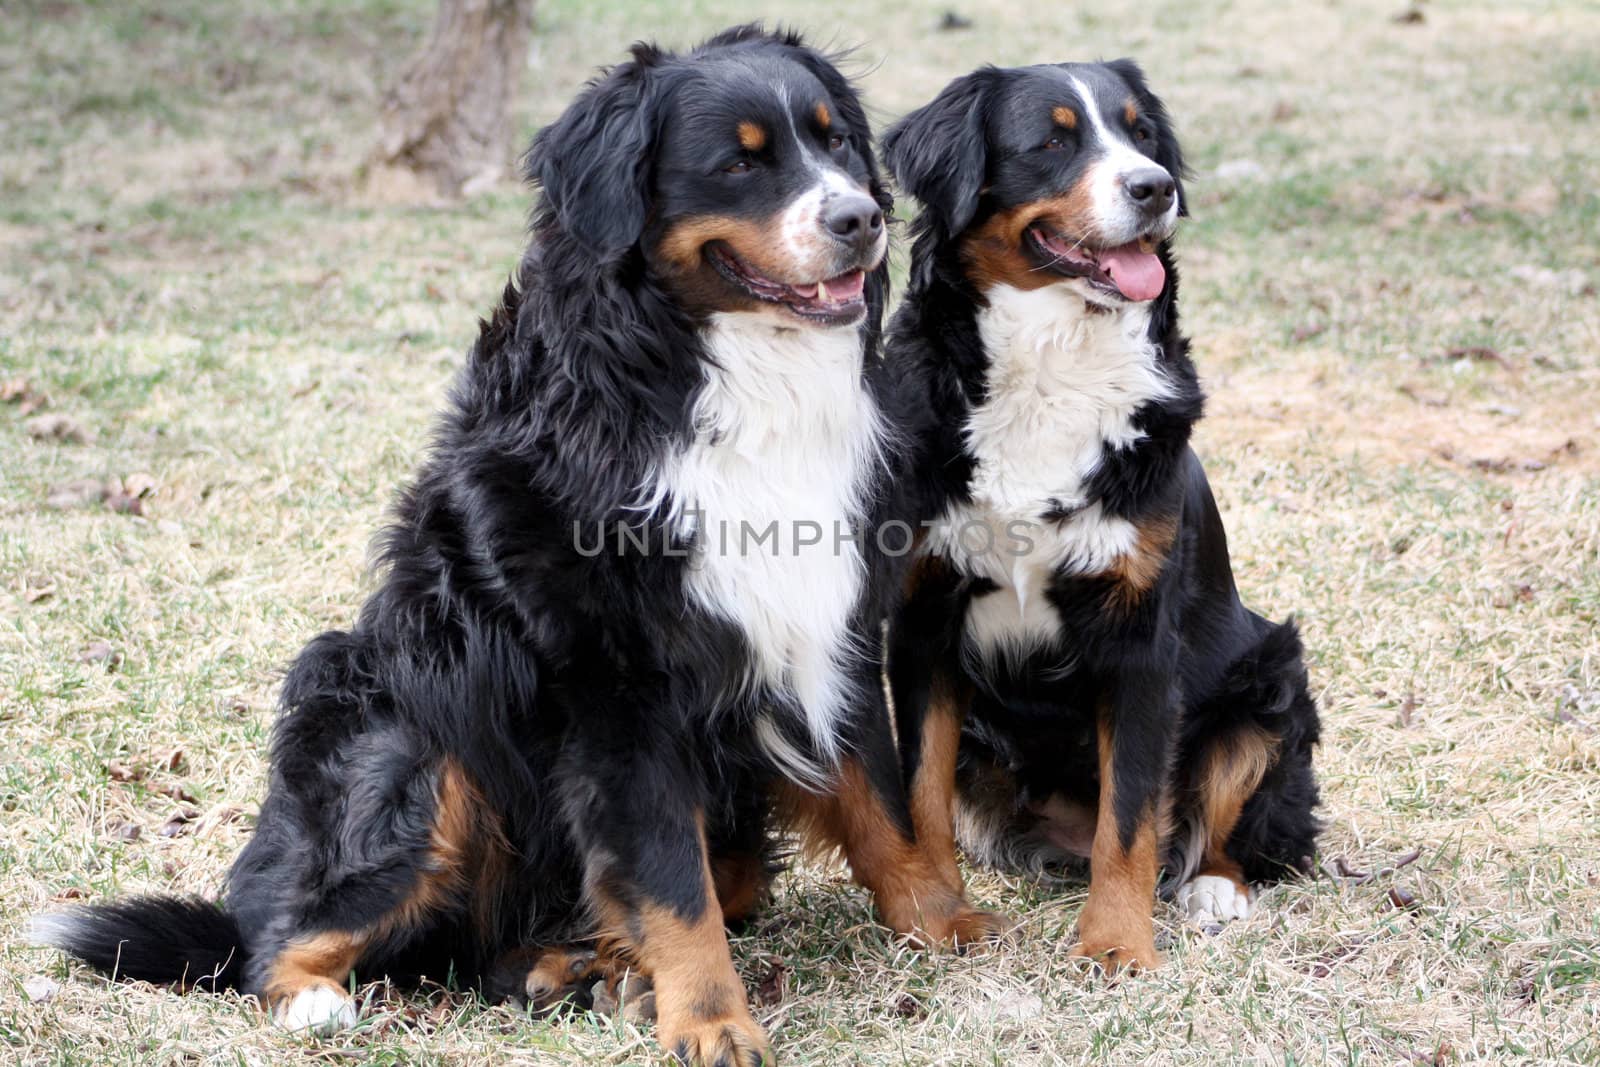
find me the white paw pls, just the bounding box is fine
[1177,874,1252,926]
[275,984,358,1035]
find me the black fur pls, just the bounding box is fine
[38,29,930,1048]
[883,61,1321,896]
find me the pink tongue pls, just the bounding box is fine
[1097,242,1165,302]
[824,270,866,301]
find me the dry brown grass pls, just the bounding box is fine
[3,0,1598,1063]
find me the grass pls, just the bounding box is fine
[3,0,1599,1063]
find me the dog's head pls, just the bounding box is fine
[884,60,1185,306]
[527,26,889,329]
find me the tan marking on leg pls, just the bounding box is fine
[590,820,768,1066]
[1196,727,1279,884]
[262,759,507,1013]
[261,930,364,1016]
[1072,720,1162,973]
[782,761,1005,950]
[910,680,968,894]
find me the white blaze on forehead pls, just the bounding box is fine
[768,81,877,271]
[1069,75,1178,240]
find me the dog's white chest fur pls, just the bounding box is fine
[930,284,1172,660]
[657,313,884,764]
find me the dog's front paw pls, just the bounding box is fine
[1068,936,1161,976]
[1176,874,1252,926]
[660,1008,771,1066]
[928,904,1013,953]
[273,980,358,1035]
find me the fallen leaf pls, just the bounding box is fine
[154,782,198,805]
[196,804,250,835]
[1386,885,1420,910]
[45,478,110,509]
[894,993,926,1019]
[1508,265,1590,296]
[1398,384,1448,408]
[755,958,788,1008]
[77,640,122,668]
[52,887,88,902]
[1291,323,1327,343]
[2,378,47,413]
[105,492,145,516]
[1392,6,1425,24]
[115,822,141,841]
[1304,934,1373,978]
[158,809,199,837]
[121,472,158,499]
[106,761,143,783]
[25,413,91,443]
[1444,346,1505,366]
[23,976,60,1004]
[937,9,973,30]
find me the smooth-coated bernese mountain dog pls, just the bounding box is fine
[880,60,1322,971]
[34,27,999,1065]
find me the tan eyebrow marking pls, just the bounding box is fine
[1052,106,1077,129]
[1124,99,1140,126]
[737,121,766,151]
[815,101,832,128]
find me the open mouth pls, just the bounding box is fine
[1026,225,1168,303]
[708,244,868,325]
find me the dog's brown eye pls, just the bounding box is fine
[828,134,846,151]
[1043,136,1065,150]
[1134,128,1150,143]
[724,160,753,174]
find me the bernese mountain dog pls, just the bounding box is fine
[880,60,1322,971]
[34,27,998,1065]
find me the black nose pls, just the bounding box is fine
[823,197,884,247]
[1124,168,1176,215]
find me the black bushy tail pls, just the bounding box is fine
[31,896,246,993]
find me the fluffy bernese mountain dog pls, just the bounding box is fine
[34,28,998,1065]
[880,60,1322,971]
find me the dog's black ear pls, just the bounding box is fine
[526,44,664,260]
[1106,57,1189,217]
[882,68,997,237]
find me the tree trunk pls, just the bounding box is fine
[369,0,535,198]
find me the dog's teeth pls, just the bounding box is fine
[816,279,831,303]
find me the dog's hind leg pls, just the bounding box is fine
[1172,619,1322,925]
[246,756,509,1034]
[1172,726,1277,926]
